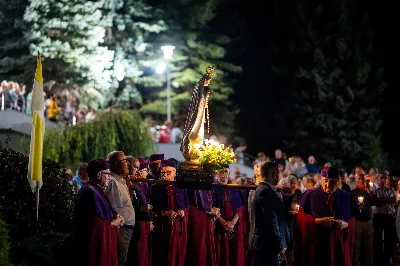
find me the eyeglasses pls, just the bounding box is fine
[100,171,112,180]
[161,170,176,175]
[116,158,129,164]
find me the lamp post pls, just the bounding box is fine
[161,45,175,122]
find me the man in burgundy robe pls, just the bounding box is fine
[129,159,154,266]
[213,165,245,266]
[73,159,124,266]
[295,167,358,266]
[186,188,220,266]
[150,160,190,266]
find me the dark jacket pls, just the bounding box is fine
[250,182,288,253]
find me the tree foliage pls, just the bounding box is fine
[0,215,11,266]
[100,0,167,108]
[23,0,167,110]
[0,148,76,246]
[0,0,34,84]
[43,110,155,168]
[280,1,386,168]
[24,0,115,90]
[15,232,72,266]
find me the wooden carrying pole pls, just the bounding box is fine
[132,178,257,190]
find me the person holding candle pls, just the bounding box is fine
[295,166,358,266]
[282,175,302,266]
[350,173,374,266]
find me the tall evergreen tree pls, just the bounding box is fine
[0,0,34,84]
[102,0,167,108]
[24,0,167,109]
[24,0,114,90]
[282,0,386,168]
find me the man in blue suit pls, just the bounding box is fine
[250,162,288,266]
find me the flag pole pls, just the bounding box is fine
[35,180,40,233]
[35,181,40,220]
[27,52,44,233]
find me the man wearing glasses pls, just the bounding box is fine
[137,159,149,179]
[151,159,190,266]
[73,159,124,266]
[107,151,136,266]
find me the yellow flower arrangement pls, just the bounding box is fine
[200,139,237,170]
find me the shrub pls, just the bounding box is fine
[43,110,155,168]
[0,215,11,266]
[0,148,76,247]
[15,232,72,266]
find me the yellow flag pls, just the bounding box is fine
[27,52,45,192]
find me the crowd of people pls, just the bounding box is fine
[146,120,184,144]
[1,80,96,125]
[65,147,400,266]
[0,80,26,112]
[42,94,97,125]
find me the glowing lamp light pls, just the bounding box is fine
[161,45,175,60]
[156,63,166,74]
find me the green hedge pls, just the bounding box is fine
[15,232,72,266]
[0,148,76,247]
[0,215,11,266]
[43,110,155,168]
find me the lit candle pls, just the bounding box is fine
[358,196,364,204]
[296,204,300,211]
[369,181,373,187]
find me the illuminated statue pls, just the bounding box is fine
[180,67,214,169]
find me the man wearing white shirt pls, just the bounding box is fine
[107,151,136,266]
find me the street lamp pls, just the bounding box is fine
[161,45,175,122]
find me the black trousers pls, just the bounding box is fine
[252,249,279,266]
[373,214,396,266]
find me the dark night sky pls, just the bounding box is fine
[214,0,399,172]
